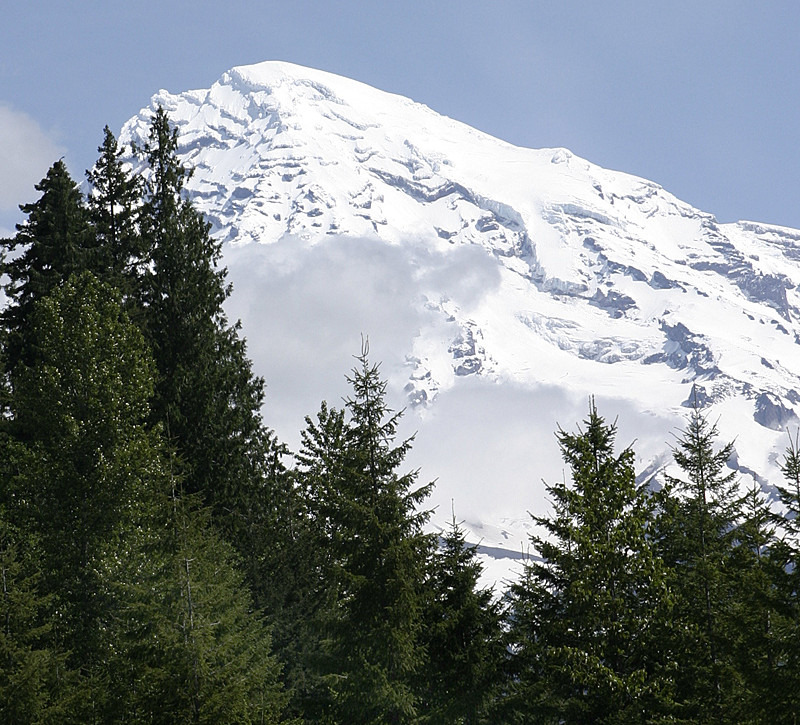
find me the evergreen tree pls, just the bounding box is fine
[135,106,284,562]
[758,434,800,723]
[299,343,435,724]
[280,402,351,722]
[505,400,676,724]
[417,511,505,725]
[725,483,788,723]
[332,344,434,725]
[658,401,744,721]
[0,159,96,371]
[3,272,158,671]
[86,125,143,299]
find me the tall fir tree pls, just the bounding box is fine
[760,434,800,723]
[0,159,96,372]
[658,400,744,722]
[725,483,788,723]
[280,402,351,722]
[85,125,143,300]
[417,511,505,725]
[298,343,435,725]
[332,344,435,725]
[135,106,286,588]
[505,401,676,724]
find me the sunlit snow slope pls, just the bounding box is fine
[122,61,800,584]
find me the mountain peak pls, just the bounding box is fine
[222,60,410,106]
[121,63,800,560]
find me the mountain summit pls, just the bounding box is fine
[121,61,800,566]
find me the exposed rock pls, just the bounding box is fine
[681,384,712,409]
[650,270,680,290]
[754,393,797,431]
[591,289,637,318]
[645,321,720,379]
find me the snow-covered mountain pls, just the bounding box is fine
[121,61,800,583]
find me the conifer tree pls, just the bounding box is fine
[135,106,284,560]
[86,125,143,299]
[137,105,227,444]
[418,512,505,725]
[333,344,434,725]
[280,402,350,722]
[759,434,800,721]
[659,401,744,721]
[299,343,435,724]
[725,483,787,723]
[0,160,96,371]
[505,401,676,724]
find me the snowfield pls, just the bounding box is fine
[121,61,800,586]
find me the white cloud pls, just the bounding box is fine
[0,104,64,221]
[405,380,681,531]
[406,379,576,526]
[223,234,456,447]
[222,233,682,550]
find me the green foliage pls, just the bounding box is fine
[0,514,76,723]
[659,401,744,719]
[754,434,800,722]
[506,400,676,724]
[1,159,96,370]
[725,484,790,723]
[86,125,144,299]
[331,344,434,724]
[276,402,350,722]
[100,482,289,724]
[418,512,505,724]
[137,107,228,443]
[135,106,284,555]
[4,273,157,666]
[296,343,435,724]
[1,269,290,722]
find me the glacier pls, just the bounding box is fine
[120,61,800,585]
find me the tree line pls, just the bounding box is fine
[1,110,800,723]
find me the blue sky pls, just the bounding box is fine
[2,1,799,235]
